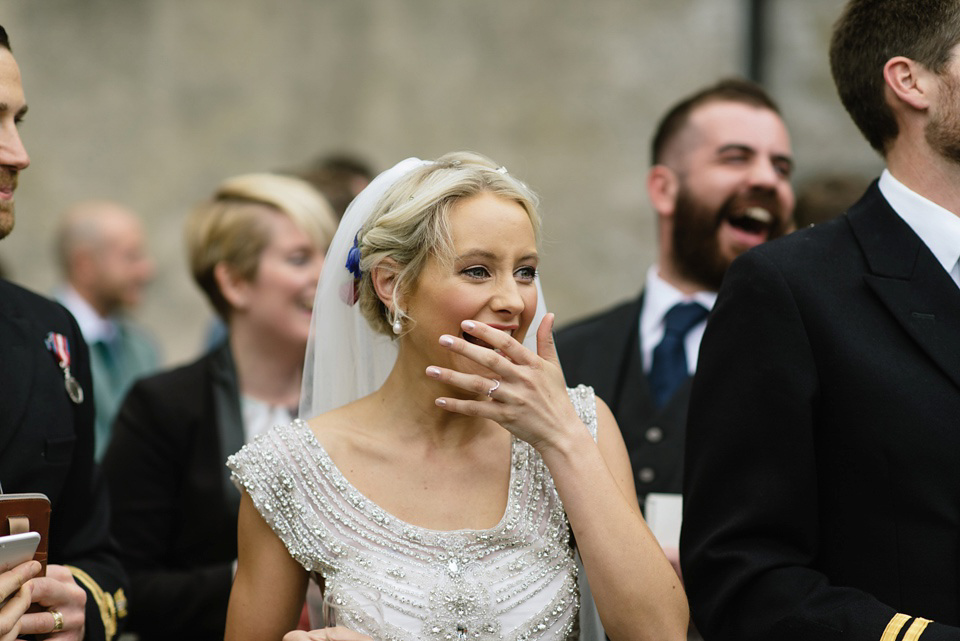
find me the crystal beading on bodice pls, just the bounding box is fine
[228,385,598,641]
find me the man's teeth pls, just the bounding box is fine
[742,206,773,224]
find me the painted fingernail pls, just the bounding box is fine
[426,366,441,378]
[439,335,454,346]
[461,320,476,331]
[435,398,447,407]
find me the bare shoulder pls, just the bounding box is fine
[304,396,386,462]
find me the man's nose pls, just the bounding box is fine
[0,123,30,171]
[747,157,781,189]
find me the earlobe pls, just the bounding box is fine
[648,165,679,218]
[884,56,932,111]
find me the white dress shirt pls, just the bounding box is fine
[57,285,118,344]
[241,395,294,444]
[879,169,960,287]
[639,265,718,375]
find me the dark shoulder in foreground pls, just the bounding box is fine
[745,180,878,269]
[731,203,867,288]
[0,277,75,321]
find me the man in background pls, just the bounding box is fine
[56,200,159,461]
[681,1,960,639]
[793,172,871,228]
[294,152,373,220]
[0,24,126,641]
[557,78,795,516]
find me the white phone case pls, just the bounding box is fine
[0,531,41,571]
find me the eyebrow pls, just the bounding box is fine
[457,249,539,263]
[717,143,794,171]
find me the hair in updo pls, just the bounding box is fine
[356,151,541,337]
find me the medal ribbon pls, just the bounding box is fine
[45,332,84,404]
[44,332,72,369]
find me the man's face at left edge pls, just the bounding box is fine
[0,46,31,240]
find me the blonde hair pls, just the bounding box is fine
[186,173,338,319]
[355,151,541,336]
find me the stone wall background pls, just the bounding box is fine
[1,0,881,365]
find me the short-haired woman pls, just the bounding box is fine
[103,173,337,641]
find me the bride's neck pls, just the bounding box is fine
[374,349,491,447]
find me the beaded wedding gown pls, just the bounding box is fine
[228,385,598,641]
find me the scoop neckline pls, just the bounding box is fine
[290,418,522,537]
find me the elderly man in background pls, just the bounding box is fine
[55,200,159,461]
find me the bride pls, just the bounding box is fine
[224,152,688,641]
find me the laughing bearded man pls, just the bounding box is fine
[556,77,795,522]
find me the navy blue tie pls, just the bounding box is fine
[649,302,709,408]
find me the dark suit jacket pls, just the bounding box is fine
[0,279,127,641]
[681,183,960,640]
[103,342,244,641]
[556,296,693,506]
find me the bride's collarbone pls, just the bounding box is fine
[327,430,513,531]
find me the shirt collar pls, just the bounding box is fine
[641,265,717,336]
[57,285,118,343]
[878,169,960,276]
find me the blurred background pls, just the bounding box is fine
[1,0,882,365]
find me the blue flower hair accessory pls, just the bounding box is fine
[341,233,363,305]
[345,233,362,279]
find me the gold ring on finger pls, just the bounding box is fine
[50,609,64,632]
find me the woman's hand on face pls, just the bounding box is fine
[283,626,374,641]
[428,313,583,451]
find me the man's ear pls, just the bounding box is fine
[647,164,680,219]
[884,56,934,112]
[214,262,249,311]
[371,258,402,310]
[70,248,98,284]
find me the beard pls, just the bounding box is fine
[926,72,960,166]
[0,170,17,240]
[671,183,789,291]
[0,200,14,240]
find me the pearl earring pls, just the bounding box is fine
[392,314,403,335]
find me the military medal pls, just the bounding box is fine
[44,332,84,404]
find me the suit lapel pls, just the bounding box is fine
[210,342,244,511]
[849,185,960,391]
[609,295,658,452]
[0,283,39,458]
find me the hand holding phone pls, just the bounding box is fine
[0,533,43,618]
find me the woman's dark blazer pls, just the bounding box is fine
[103,342,244,641]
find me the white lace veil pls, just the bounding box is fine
[299,156,548,420]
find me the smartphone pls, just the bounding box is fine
[0,531,41,571]
[0,493,50,576]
